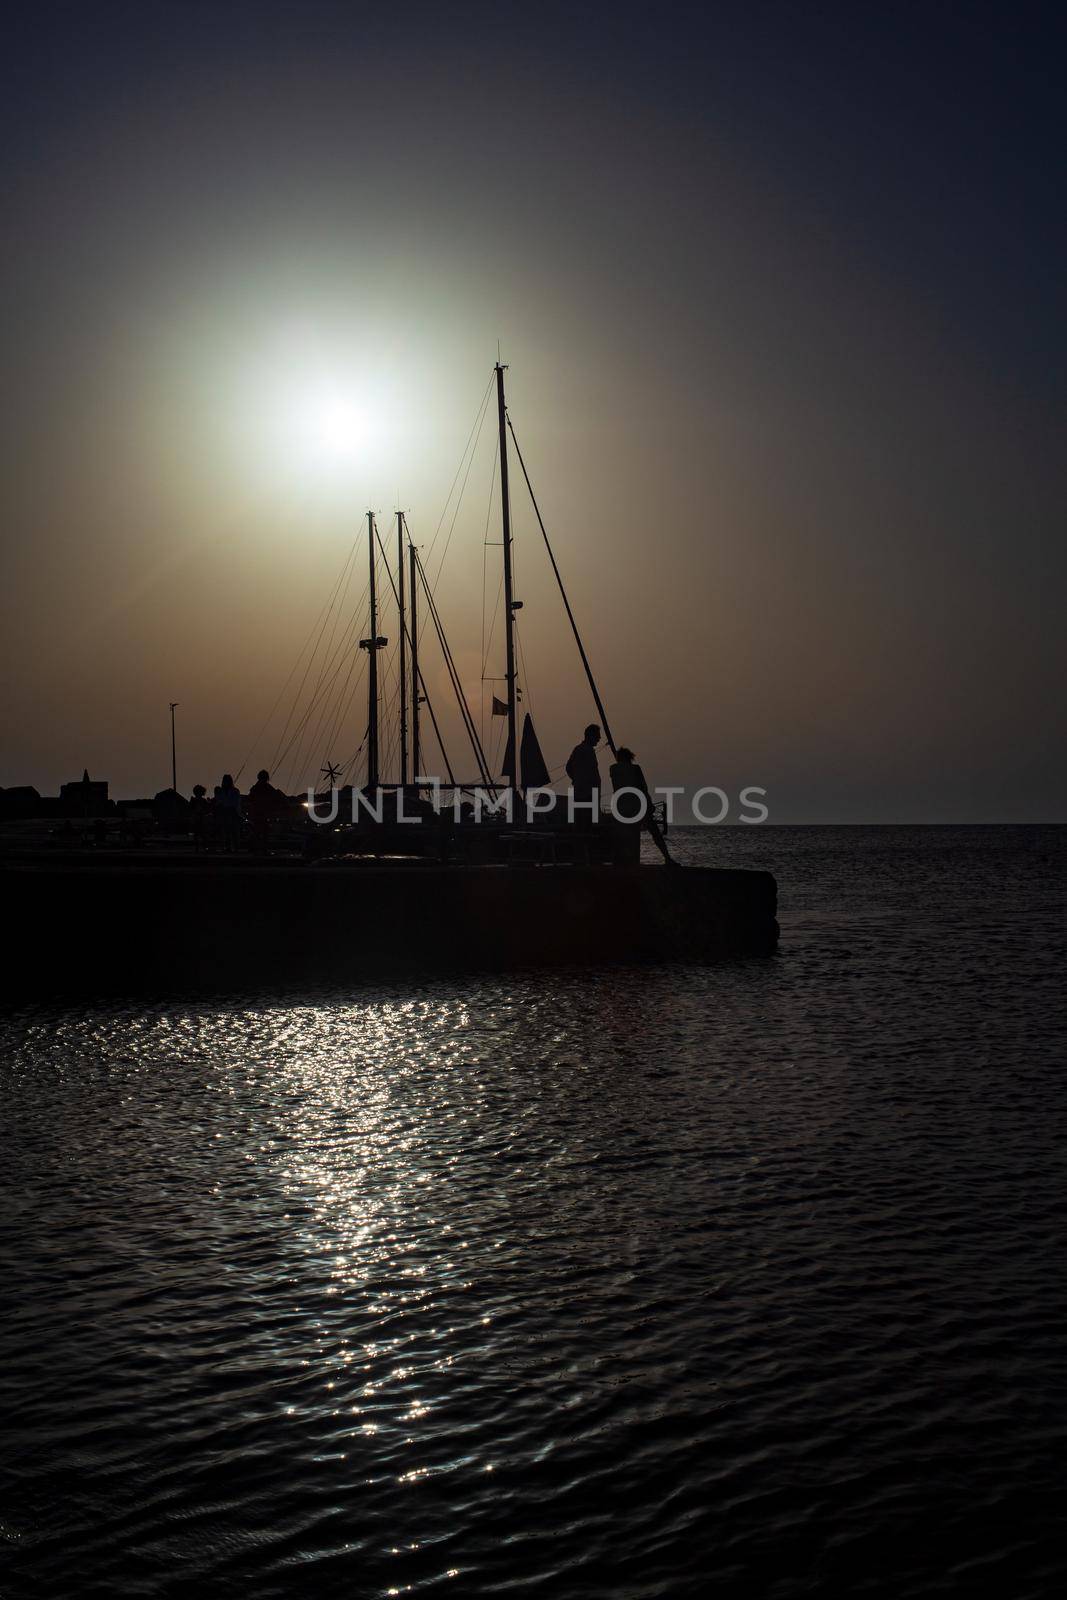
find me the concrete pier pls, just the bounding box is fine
[3,856,778,995]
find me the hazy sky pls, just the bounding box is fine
[3,1,1064,820]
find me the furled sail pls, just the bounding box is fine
[501,713,550,789]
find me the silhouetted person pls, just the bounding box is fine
[214,773,242,852]
[189,784,210,852]
[609,746,651,865]
[565,723,601,809]
[248,769,284,809]
[247,768,285,849]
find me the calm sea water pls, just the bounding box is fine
[2,826,1065,1599]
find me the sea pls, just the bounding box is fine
[2,825,1065,1599]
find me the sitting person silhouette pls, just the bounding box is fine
[609,746,651,864]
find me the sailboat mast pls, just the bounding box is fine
[365,510,379,790]
[396,511,408,786]
[408,533,420,780]
[495,362,519,790]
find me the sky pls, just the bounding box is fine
[2,0,1064,821]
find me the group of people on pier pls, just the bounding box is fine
[189,770,290,852]
[184,728,656,861]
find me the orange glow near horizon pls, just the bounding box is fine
[2,8,1063,822]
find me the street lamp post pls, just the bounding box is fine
[169,702,179,794]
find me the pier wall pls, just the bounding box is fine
[3,861,778,995]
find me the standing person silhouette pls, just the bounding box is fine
[247,769,285,850]
[214,774,242,853]
[565,723,602,808]
[189,784,210,852]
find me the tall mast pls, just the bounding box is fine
[396,510,407,786]
[495,362,519,791]
[408,533,420,780]
[360,510,383,791]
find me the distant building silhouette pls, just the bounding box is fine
[0,785,42,819]
[59,770,110,817]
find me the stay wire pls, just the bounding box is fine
[413,546,492,787]
[507,413,674,863]
[422,375,493,572]
[238,537,357,783]
[372,526,456,785]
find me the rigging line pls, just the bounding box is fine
[294,603,365,742]
[507,413,674,864]
[338,722,369,779]
[320,646,367,765]
[480,446,499,746]
[430,392,492,596]
[380,529,484,786]
[376,652,402,782]
[479,438,501,691]
[413,547,492,788]
[428,400,489,595]
[478,443,511,688]
[309,635,368,788]
[259,539,360,778]
[276,608,366,788]
[514,620,535,722]
[273,565,367,781]
[330,540,395,788]
[296,574,372,781]
[481,569,505,680]
[396,516,455,786]
[371,525,457,786]
[281,599,366,789]
[337,725,370,786]
[422,694,457,787]
[422,375,494,569]
[420,671,456,787]
[286,530,384,781]
[279,542,362,773]
[421,566,491,788]
[489,715,506,782]
[321,652,368,781]
[422,376,492,568]
[506,415,616,753]
[479,442,500,747]
[236,539,354,783]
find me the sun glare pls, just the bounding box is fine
[239,333,409,495]
[290,384,369,465]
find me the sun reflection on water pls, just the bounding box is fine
[6,831,1067,1596]
[225,991,513,1504]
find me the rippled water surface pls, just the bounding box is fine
[3,827,1066,1598]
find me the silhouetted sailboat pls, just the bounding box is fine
[308,361,672,866]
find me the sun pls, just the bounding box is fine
[239,333,405,492]
[290,383,368,466]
